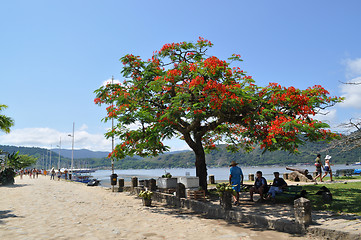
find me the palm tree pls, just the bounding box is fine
[0,104,14,133]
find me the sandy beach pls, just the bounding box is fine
[0,176,318,240]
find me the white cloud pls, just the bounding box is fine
[343,58,361,78]
[101,78,121,87]
[313,109,337,125]
[339,76,361,109]
[0,127,190,153]
[337,58,361,109]
[163,139,191,152]
[79,124,88,131]
[0,127,112,152]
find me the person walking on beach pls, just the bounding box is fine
[64,169,68,180]
[229,161,243,205]
[57,169,62,181]
[313,153,323,182]
[322,155,333,181]
[249,171,267,202]
[50,168,55,180]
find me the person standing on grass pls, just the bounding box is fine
[229,161,243,205]
[313,153,323,182]
[322,155,333,181]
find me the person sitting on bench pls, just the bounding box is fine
[249,171,267,202]
[266,172,287,202]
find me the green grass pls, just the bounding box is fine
[302,181,361,215]
[321,175,361,181]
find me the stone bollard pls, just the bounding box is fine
[131,177,138,192]
[283,173,289,180]
[118,178,124,192]
[249,174,254,181]
[294,197,312,227]
[144,179,150,188]
[209,175,215,184]
[149,178,157,191]
[176,183,186,198]
[220,191,232,210]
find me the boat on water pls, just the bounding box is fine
[72,172,92,183]
[353,162,361,166]
[69,168,96,173]
[58,168,97,183]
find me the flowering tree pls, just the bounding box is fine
[94,38,342,191]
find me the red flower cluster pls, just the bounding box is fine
[197,37,212,46]
[203,56,227,75]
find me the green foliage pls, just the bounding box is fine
[0,104,14,134]
[0,168,16,185]
[7,151,38,170]
[139,190,153,200]
[216,182,236,197]
[18,155,38,169]
[161,173,172,178]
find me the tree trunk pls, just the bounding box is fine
[194,146,207,193]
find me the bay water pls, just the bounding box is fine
[92,164,356,187]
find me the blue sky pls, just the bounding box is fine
[1,0,361,152]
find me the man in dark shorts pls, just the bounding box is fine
[249,171,267,202]
[313,153,323,182]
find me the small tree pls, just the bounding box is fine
[0,104,14,134]
[7,151,38,170]
[95,38,342,191]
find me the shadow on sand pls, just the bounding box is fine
[0,210,20,225]
[0,183,28,188]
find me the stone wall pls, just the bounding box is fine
[133,187,304,234]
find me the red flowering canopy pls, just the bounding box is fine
[94,37,342,190]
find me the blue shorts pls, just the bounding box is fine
[232,184,241,192]
[324,166,331,173]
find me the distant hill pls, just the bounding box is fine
[50,148,110,159]
[0,145,110,159]
[1,141,360,169]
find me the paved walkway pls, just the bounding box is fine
[230,192,361,240]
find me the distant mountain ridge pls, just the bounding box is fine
[1,141,360,170]
[0,145,186,160]
[50,148,110,159]
[0,145,110,159]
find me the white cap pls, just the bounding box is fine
[325,155,332,160]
